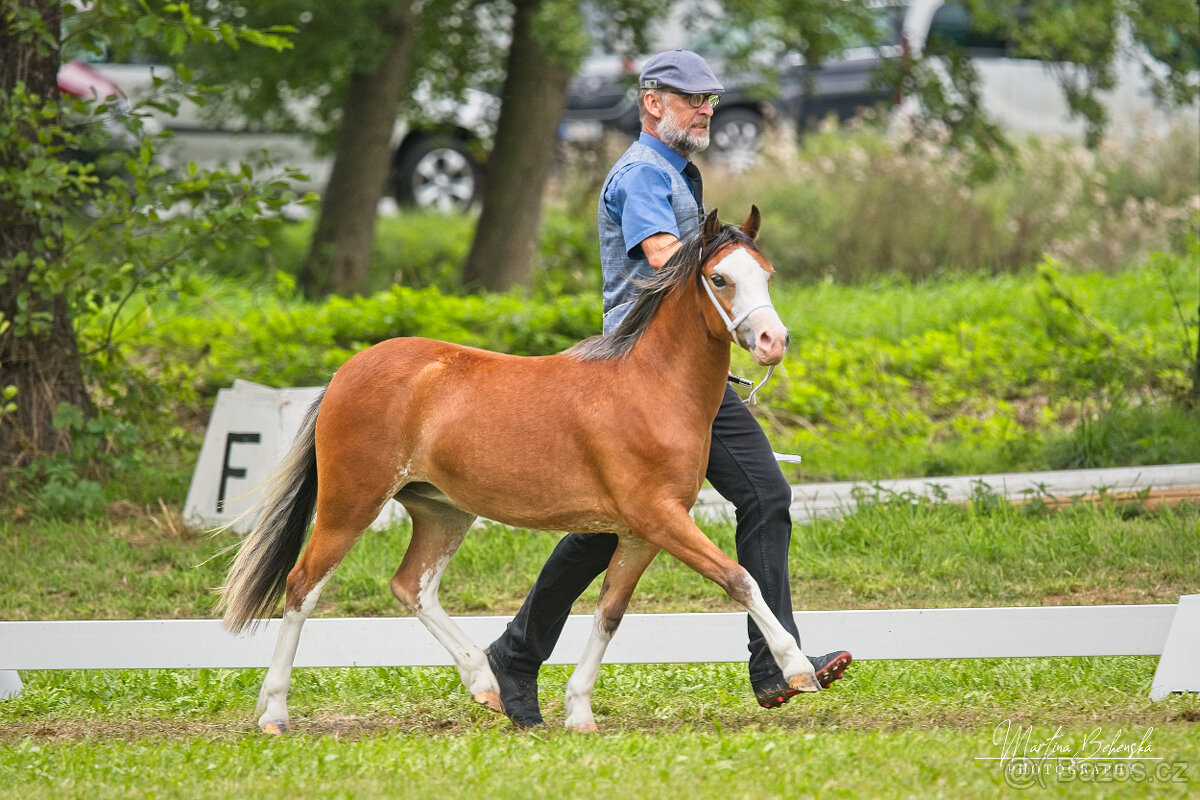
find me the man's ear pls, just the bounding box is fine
[741,205,761,240]
[642,90,664,121]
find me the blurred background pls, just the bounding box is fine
[2,0,1199,510]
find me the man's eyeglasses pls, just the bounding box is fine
[669,91,720,109]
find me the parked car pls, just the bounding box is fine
[57,59,146,159]
[898,0,1200,139]
[79,51,498,212]
[560,2,909,170]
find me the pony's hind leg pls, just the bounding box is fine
[257,505,380,734]
[563,536,660,732]
[256,568,333,734]
[389,502,501,712]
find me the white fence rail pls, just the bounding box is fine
[3,599,1195,700]
[699,463,1200,522]
[0,606,1176,669]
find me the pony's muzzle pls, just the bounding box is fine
[744,310,789,366]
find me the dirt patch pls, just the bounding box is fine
[1041,584,1184,606]
[3,705,1194,742]
[107,499,204,546]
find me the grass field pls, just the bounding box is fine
[2,659,1197,798]
[3,497,1198,798]
[5,218,1198,796]
[3,496,1197,620]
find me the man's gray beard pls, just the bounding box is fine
[658,111,709,155]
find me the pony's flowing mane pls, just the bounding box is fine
[566,221,759,361]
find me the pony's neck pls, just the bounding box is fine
[628,276,731,414]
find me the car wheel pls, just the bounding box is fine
[709,109,764,172]
[392,136,482,212]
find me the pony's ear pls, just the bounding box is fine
[741,205,761,240]
[702,208,721,249]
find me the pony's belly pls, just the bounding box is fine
[398,480,629,535]
[463,497,631,535]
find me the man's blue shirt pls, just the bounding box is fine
[602,133,699,260]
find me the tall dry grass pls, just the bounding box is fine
[695,116,1199,282]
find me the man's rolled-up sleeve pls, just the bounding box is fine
[605,164,679,259]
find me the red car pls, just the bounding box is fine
[58,59,143,158]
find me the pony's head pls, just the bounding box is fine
[698,207,789,366]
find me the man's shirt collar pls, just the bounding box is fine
[638,131,688,173]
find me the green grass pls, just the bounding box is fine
[5,491,1196,797]
[2,659,1197,799]
[5,135,1198,794]
[2,500,1196,621]
[111,250,1200,489]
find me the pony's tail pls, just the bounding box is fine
[217,390,324,633]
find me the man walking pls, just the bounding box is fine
[486,50,851,727]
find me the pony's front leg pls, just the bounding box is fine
[563,536,659,732]
[637,508,819,695]
[736,574,820,693]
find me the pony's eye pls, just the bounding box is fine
[711,274,727,288]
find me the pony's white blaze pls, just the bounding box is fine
[713,247,788,364]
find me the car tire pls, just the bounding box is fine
[708,108,764,172]
[392,135,483,212]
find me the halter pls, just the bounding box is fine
[700,271,776,334]
[700,267,777,405]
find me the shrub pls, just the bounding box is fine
[703,120,1199,282]
[732,246,1199,480]
[123,276,601,393]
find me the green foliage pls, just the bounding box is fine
[1,402,144,517]
[68,241,1195,507]
[119,274,600,393]
[722,0,905,67]
[200,211,479,293]
[0,316,13,419]
[7,86,1198,515]
[202,205,602,298]
[0,1,310,505]
[1042,399,1200,470]
[72,0,295,56]
[531,207,604,297]
[3,478,1197,619]
[144,0,512,150]
[727,249,1200,480]
[3,0,302,345]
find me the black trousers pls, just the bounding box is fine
[488,384,800,688]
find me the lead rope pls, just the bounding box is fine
[745,365,774,406]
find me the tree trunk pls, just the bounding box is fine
[0,1,92,463]
[460,0,571,292]
[298,1,416,297]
